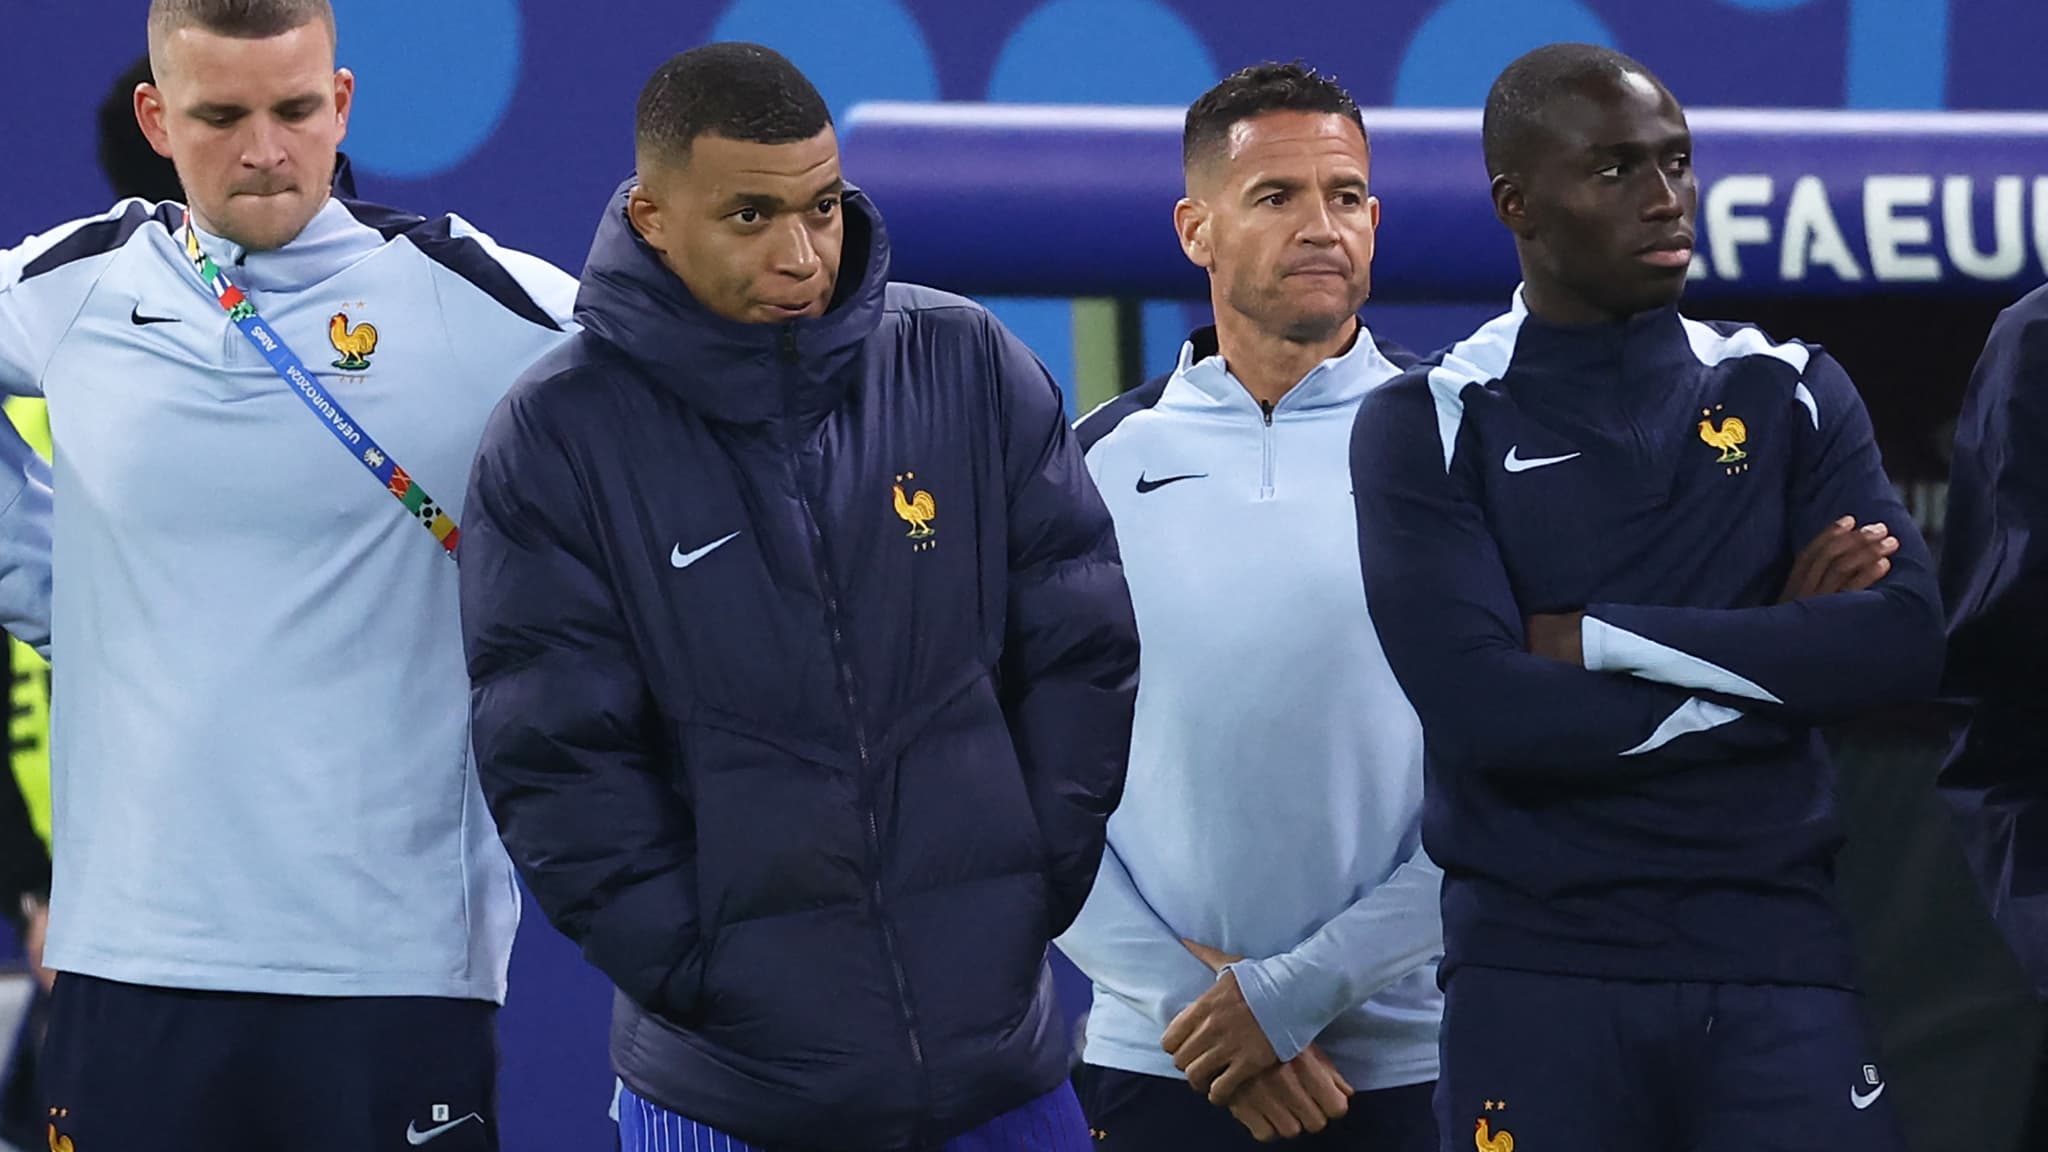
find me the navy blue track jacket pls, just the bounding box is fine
[460,184,1138,1150]
[1941,281,2048,998]
[1350,293,1944,990]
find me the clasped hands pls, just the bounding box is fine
[1161,939,1352,1142]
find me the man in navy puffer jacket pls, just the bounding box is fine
[459,42,1138,1152]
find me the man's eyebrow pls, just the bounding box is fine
[1245,175,1306,196]
[719,191,791,211]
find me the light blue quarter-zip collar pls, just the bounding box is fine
[185,197,384,296]
[1172,320,1401,420]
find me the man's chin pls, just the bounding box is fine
[1278,307,1362,346]
[217,195,319,252]
[1617,275,1689,316]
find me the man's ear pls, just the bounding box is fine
[1175,197,1213,271]
[1491,173,1530,238]
[135,83,173,159]
[626,183,665,250]
[331,68,356,143]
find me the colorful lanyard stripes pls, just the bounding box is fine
[180,215,460,558]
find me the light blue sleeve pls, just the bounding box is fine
[0,211,118,655]
[1,206,134,397]
[0,462,52,657]
[1225,845,1443,1062]
[1054,843,1217,1029]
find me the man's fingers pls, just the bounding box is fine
[1246,1085,1296,1144]
[1793,516,1856,569]
[1263,1064,1324,1136]
[1808,545,1866,596]
[1207,1066,1242,1106]
[1295,1045,1353,1118]
[1812,530,1897,595]
[1826,541,1896,596]
[1209,1057,1267,1108]
[1848,535,1900,588]
[1829,555,1894,597]
[1229,1097,1277,1143]
[1300,1061,1351,1118]
[1787,520,1901,599]
[1161,1008,1197,1055]
[1249,1082,1304,1140]
[1167,1022,1208,1074]
[1809,522,1877,571]
[1780,526,1838,601]
[1798,516,1857,558]
[1182,1047,1228,1093]
[1182,939,1233,970]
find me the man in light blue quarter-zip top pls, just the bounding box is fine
[0,2,577,1148]
[1061,62,1442,1152]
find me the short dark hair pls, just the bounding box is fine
[1183,62,1366,175]
[147,0,335,65]
[99,55,185,203]
[635,42,833,168]
[1483,42,1668,179]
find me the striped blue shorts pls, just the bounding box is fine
[616,1080,1093,1152]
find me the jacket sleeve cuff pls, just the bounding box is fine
[1582,612,1612,673]
[1224,958,1312,1063]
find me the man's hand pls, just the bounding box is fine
[1182,939,1241,972]
[1779,516,1898,603]
[21,895,51,993]
[1226,1044,1353,1142]
[1524,611,1585,666]
[1165,939,1277,1103]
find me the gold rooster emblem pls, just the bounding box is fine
[47,1106,74,1152]
[329,311,379,371]
[1474,1117,1514,1152]
[1698,405,1747,464]
[893,472,936,540]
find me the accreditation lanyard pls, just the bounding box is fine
[181,214,460,558]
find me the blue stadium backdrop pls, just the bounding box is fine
[4,2,2045,1149]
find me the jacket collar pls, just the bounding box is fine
[1171,319,1401,417]
[183,154,379,295]
[572,177,892,427]
[1507,284,1693,377]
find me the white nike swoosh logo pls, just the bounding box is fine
[670,531,740,569]
[1503,446,1583,473]
[1850,1082,1885,1110]
[406,1114,483,1145]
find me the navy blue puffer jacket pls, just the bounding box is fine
[460,183,1137,1150]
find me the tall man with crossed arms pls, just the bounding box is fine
[1351,43,1940,1152]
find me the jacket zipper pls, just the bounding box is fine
[777,323,931,1141]
[1259,398,1276,500]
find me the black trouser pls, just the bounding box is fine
[42,973,498,1152]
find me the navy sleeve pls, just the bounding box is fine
[1943,296,2048,751]
[1352,376,1799,781]
[988,313,1140,935]
[1074,372,1169,454]
[460,379,706,1018]
[1582,351,1944,719]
